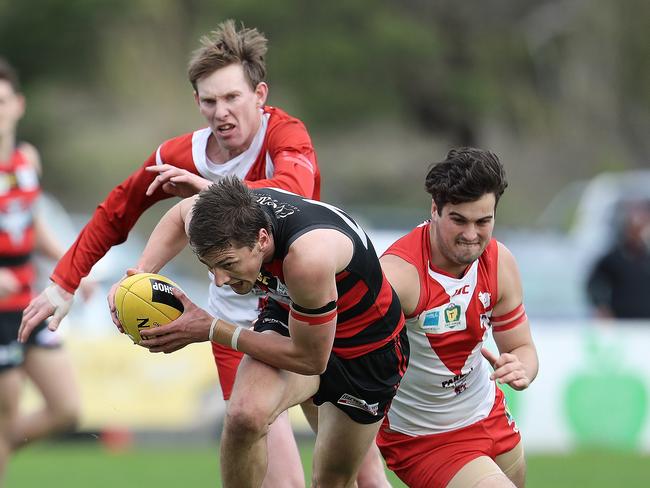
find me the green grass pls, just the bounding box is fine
[5,442,650,487]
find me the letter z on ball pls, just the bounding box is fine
[114,273,184,343]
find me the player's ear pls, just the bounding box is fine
[255,82,268,108]
[431,201,438,219]
[257,228,270,251]
[16,93,26,119]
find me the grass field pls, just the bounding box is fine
[6,441,650,487]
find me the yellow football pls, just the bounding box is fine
[114,273,184,343]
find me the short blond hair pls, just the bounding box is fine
[188,19,267,91]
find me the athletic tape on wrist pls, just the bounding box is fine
[44,284,74,320]
[230,327,242,351]
[45,285,67,307]
[45,285,73,316]
[208,317,219,342]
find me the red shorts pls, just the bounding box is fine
[377,386,520,488]
[211,342,244,400]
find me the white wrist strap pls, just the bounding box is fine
[208,317,219,342]
[231,326,242,351]
[45,284,73,316]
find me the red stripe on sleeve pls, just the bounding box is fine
[493,312,528,331]
[289,308,337,326]
[491,303,524,323]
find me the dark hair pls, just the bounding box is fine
[188,176,270,258]
[0,58,21,93]
[188,19,267,91]
[425,147,508,214]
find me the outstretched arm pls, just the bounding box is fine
[135,196,196,272]
[482,243,538,391]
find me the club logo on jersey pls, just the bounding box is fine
[478,291,491,309]
[337,393,379,416]
[419,302,467,334]
[444,303,462,327]
[256,195,299,219]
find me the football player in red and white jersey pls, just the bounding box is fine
[377,148,539,488]
[18,21,321,487]
[0,58,92,482]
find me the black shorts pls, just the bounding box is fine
[255,299,410,424]
[0,310,62,371]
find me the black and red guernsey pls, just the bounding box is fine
[0,147,40,312]
[253,188,405,359]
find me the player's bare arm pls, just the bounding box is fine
[145,164,212,197]
[142,229,350,375]
[482,243,539,390]
[33,214,66,262]
[217,229,350,374]
[379,254,421,317]
[135,196,196,272]
[35,212,97,301]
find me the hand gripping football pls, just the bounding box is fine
[114,273,184,343]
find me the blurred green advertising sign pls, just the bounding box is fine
[484,320,650,453]
[564,332,648,449]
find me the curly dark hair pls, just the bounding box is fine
[425,147,508,214]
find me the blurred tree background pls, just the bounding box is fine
[1,0,649,229]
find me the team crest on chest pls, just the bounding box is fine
[418,301,467,334]
[478,291,491,309]
[443,303,463,328]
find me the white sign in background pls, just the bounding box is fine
[485,321,650,453]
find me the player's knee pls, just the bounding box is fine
[356,446,390,488]
[356,469,391,488]
[223,402,270,441]
[50,400,81,433]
